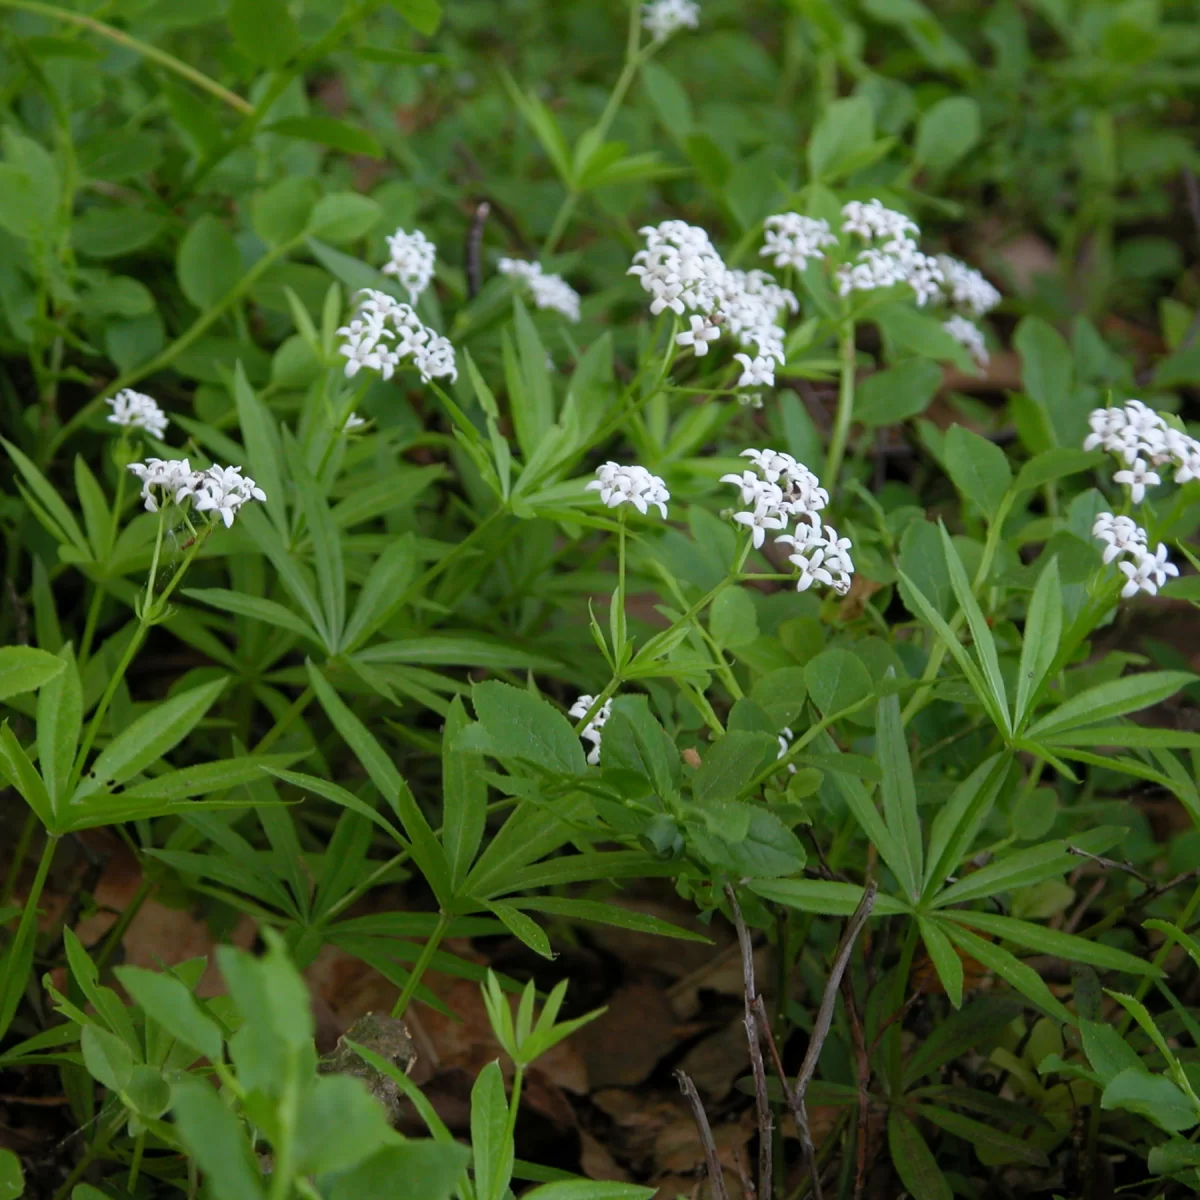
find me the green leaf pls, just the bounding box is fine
[923,753,1010,896]
[749,878,908,916]
[252,177,315,247]
[521,1184,654,1200]
[75,677,227,801]
[1102,1067,1198,1133]
[328,1143,469,1200]
[855,358,942,426]
[709,587,759,649]
[919,917,963,1008]
[217,930,312,1050]
[946,911,1157,976]
[471,1060,515,1200]
[172,1078,266,1200]
[382,0,443,35]
[1,438,88,556]
[1014,316,1072,445]
[294,477,345,652]
[943,425,1012,520]
[508,896,709,943]
[808,95,875,181]
[1079,1018,1142,1085]
[804,647,873,717]
[600,695,681,797]
[916,1104,1048,1166]
[887,1111,952,1200]
[482,901,553,960]
[903,995,1023,1087]
[914,96,981,170]
[0,1148,22,1200]
[81,1024,133,1092]
[114,966,223,1062]
[641,62,692,138]
[1026,671,1195,740]
[443,696,487,890]
[295,1073,396,1175]
[690,807,807,879]
[876,685,923,899]
[240,506,327,642]
[184,588,321,644]
[1015,558,1062,730]
[1013,448,1104,494]
[269,119,382,160]
[0,646,64,703]
[177,215,241,310]
[934,841,1077,908]
[342,537,418,653]
[233,362,286,530]
[469,681,587,777]
[0,723,55,830]
[898,518,952,620]
[308,191,384,241]
[228,0,298,66]
[693,731,777,807]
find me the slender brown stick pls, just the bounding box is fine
[465,200,491,300]
[676,1069,730,1200]
[725,884,772,1200]
[840,974,871,1200]
[793,882,877,1200]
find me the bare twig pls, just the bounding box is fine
[1067,845,1152,887]
[866,991,921,1059]
[465,200,491,300]
[840,974,871,1200]
[725,884,772,1200]
[676,1069,730,1200]
[791,883,877,1200]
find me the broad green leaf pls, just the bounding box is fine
[887,1111,952,1200]
[914,96,981,170]
[856,358,942,426]
[308,192,384,244]
[1014,316,1072,445]
[482,901,553,960]
[177,215,241,310]
[468,681,587,777]
[689,807,806,878]
[0,645,64,703]
[36,645,80,808]
[81,1024,133,1092]
[919,917,964,1008]
[0,1148,22,1200]
[808,95,875,181]
[1,438,89,555]
[252,177,315,247]
[1014,448,1104,494]
[1026,671,1195,740]
[172,1078,265,1200]
[804,647,873,717]
[328,1142,468,1200]
[693,731,777,807]
[748,878,908,916]
[916,1104,1047,1166]
[1015,558,1062,730]
[876,685,922,898]
[943,426,1012,521]
[1080,1018,1143,1085]
[75,677,227,801]
[601,695,681,797]
[1148,1139,1200,1175]
[1102,1067,1198,1133]
[228,0,298,67]
[443,696,487,890]
[268,121,383,161]
[381,0,443,34]
[294,1073,396,1175]
[114,966,222,1062]
[509,896,709,942]
[947,911,1156,975]
[471,1060,514,1200]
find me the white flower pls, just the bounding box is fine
[676,315,721,356]
[127,460,265,526]
[720,470,782,508]
[498,257,582,322]
[105,389,168,439]
[740,447,796,484]
[837,242,942,306]
[381,228,436,302]
[586,462,670,519]
[733,500,788,549]
[1092,512,1147,564]
[733,353,776,389]
[343,412,367,432]
[761,213,837,271]
[776,726,797,774]
[840,199,919,243]
[776,520,854,595]
[337,289,456,385]
[1092,513,1177,601]
[1113,458,1161,505]
[937,256,1001,318]
[569,694,612,766]
[642,0,700,40]
[943,315,989,368]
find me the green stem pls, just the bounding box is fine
[823,319,857,489]
[47,235,305,459]
[256,686,315,754]
[392,910,451,1017]
[268,1050,299,1200]
[128,1131,145,1193]
[614,512,628,660]
[0,0,252,113]
[2,834,58,1037]
[542,194,579,258]
[393,508,506,610]
[1120,879,1200,1034]
[1,810,38,908]
[50,1110,123,1200]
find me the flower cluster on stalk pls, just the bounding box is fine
[127,459,266,528]
[105,389,169,439]
[722,449,854,595]
[498,258,582,322]
[1084,399,1200,502]
[587,462,670,518]
[337,289,457,385]
[642,0,700,40]
[569,695,612,766]
[1092,513,1177,599]
[381,227,436,302]
[629,221,797,388]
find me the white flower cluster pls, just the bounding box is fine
[127,459,266,528]
[722,449,854,595]
[937,255,1002,319]
[629,221,797,388]
[642,0,700,40]
[760,213,837,272]
[380,228,436,302]
[498,257,581,323]
[1084,399,1200,503]
[836,201,944,307]
[337,289,457,385]
[105,389,168,440]
[1092,512,1178,599]
[586,462,670,519]
[943,314,989,369]
[569,694,612,766]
